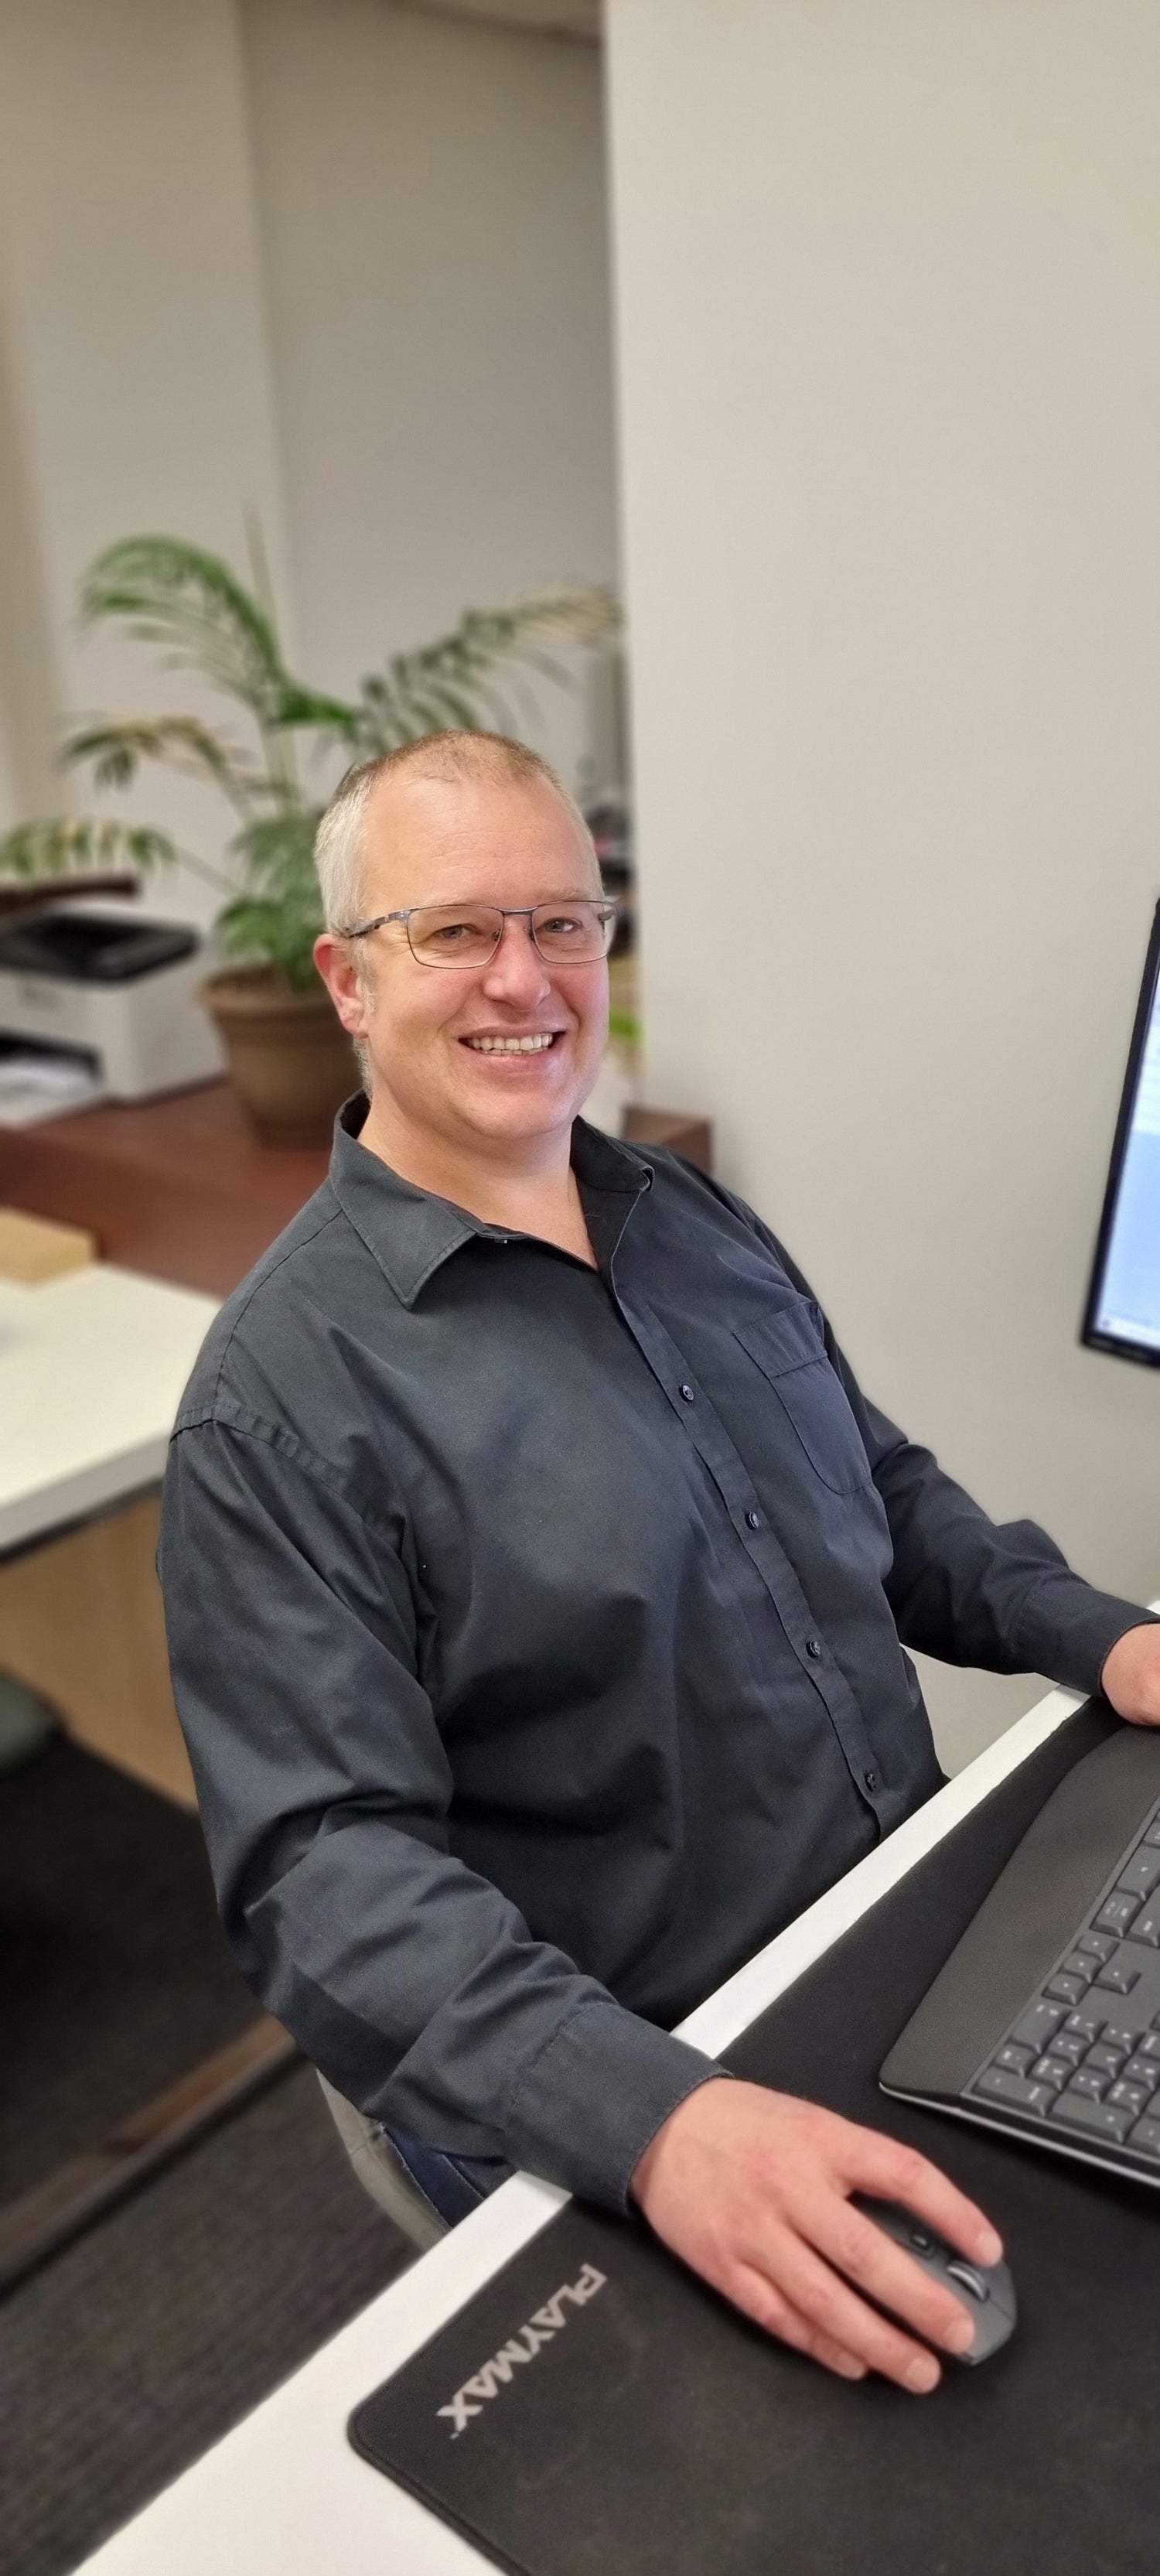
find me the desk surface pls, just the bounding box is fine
[75,1669,1100,2576]
[0,1263,217,1555]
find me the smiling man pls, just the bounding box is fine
[160,730,1160,2396]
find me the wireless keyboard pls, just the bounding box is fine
[881,1720,1160,2183]
[968,1799,1160,2157]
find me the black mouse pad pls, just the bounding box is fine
[350,1700,1160,2575]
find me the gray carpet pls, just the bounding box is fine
[0,1735,260,2202]
[1,2059,412,2576]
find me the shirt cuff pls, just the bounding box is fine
[1014,1573,1158,1699]
[505,1997,722,2212]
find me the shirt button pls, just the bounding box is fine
[864,1768,879,1793]
[745,1509,761,1530]
[679,1383,695,1402]
[805,1636,821,1659]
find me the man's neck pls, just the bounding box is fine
[357,1092,597,1266]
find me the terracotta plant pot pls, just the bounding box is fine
[202,967,357,1146]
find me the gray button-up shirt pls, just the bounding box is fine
[159,1104,1145,2208]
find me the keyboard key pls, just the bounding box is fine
[1107,2080,1150,2119]
[1050,2093,1132,2145]
[1126,1908,1160,1949]
[974,2068,1053,2116]
[1069,2065,1111,2100]
[1012,2000,1066,2053]
[1063,2010,1103,2047]
[1096,1893,1141,1936]
[1060,1952,1095,1983]
[1095,1958,1140,1995]
[1128,2116,1160,2155]
[1031,2056,1070,2090]
[1117,1849,1160,1898]
[1044,1973,1087,2006]
[1086,2043,1127,2077]
[1076,1930,1117,1962]
[1100,2023,1142,2055]
[1051,2031,1089,2067]
[1123,2055,1160,2092]
[994,2041,1035,2075]
[1142,1820,1160,1850]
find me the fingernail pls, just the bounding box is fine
[944,2315,974,2355]
[904,2355,940,2393]
[975,2224,1002,2263]
[837,2356,867,2380]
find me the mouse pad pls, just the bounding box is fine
[350,1700,1160,2575]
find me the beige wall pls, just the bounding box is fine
[605,0,1160,1768]
[0,0,617,904]
[239,0,617,788]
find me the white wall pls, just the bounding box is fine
[605,0,1160,1768]
[238,0,617,788]
[0,0,293,924]
[0,0,617,909]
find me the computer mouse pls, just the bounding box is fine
[851,2197,1018,2365]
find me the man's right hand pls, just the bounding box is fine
[629,2077,1004,2392]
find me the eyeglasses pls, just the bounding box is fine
[338,897,617,970]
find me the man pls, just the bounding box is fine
[160,730,1159,2398]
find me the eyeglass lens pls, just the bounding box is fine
[406,900,613,968]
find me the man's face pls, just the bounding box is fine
[316,771,610,1160]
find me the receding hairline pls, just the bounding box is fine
[314,730,597,933]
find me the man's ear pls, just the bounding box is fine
[314,933,371,1040]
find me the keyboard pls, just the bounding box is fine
[967,1797,1160,2161]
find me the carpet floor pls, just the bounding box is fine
[0,1735,259,2202]
[2,2059,412,2576]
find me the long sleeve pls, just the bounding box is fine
[158,1410,718,2212]
[739,1211,1151,1695]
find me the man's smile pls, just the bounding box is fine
[460,1030,565,1054]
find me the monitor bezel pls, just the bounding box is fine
[1081,896,1160,1368]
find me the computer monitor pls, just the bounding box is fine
[1082,899,1160,1366]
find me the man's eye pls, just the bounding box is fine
[432,921,476,943]
[541,914,582,936]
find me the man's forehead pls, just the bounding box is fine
[361,768,598,898]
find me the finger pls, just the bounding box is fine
[835,2131,1003,2266]
[731,2262,868,2382]
[754,2224,944,2393]
[808,2198,977,2358]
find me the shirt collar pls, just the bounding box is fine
[328,1094,653,1307]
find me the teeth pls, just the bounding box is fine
[466,1033,556,1054]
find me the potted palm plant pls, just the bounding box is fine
[0,538,616,1141]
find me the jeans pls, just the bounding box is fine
[385,2127,513,2228]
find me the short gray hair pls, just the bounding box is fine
[313,730,594,933]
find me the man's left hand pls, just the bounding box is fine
[1101,1625,1160,1727]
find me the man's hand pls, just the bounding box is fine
[1101,1625,1160,1727]
[630,2079,1003,2392]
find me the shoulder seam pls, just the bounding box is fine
[170,1397,399,1543]
[210,1196,345,1406]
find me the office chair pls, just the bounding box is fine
[317,2073,448,2253]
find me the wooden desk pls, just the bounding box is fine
[0,1082,328,1297]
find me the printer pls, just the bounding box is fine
[0,901,224,1123]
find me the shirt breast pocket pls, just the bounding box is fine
[732,1310,872,1498]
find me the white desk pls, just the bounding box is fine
[75,1665,1114,2576]
[0,1263,217,1556]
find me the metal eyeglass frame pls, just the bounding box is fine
[336,897,618,968]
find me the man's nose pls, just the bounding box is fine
[479,919,553,1006]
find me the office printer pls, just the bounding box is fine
[0,902,223,1122]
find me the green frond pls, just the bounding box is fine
[80,537,290,725]
[0,815,177,880]
[63,716,260,810]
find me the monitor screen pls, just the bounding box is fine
[1083,900,1160,1365]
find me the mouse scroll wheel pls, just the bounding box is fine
[908,2227,935,2253]
[946,2260,989,2302]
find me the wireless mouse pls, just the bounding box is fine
[852,2197,1018,2365]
